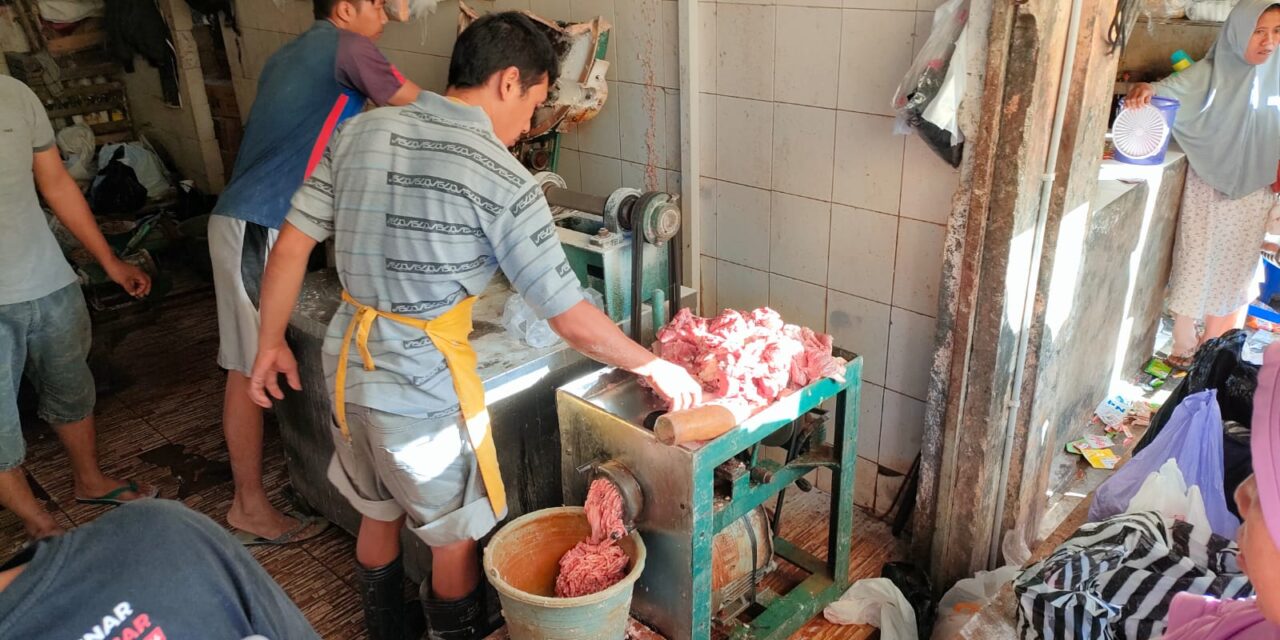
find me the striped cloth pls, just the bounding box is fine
[1015,511,1253,640]
[286,91,584,419]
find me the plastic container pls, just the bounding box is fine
[1113,96,1180,165]
[1259,254,1280,309]
[1188,0,1234,21]
[1171,49,1193,73]
[483,507,646,640]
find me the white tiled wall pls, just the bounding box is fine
[697,0,959,516]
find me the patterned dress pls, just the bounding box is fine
[1167,167,1272,318]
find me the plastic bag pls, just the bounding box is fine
[503,294,561,348]
[90,146,147,215]
[824,578,918,639]
[931,565,1020,640]
[57,124,96,184]
[95,142,172,200]
[1187,0,1236,22]
[892,0,968,166]
[502,288,604,348]
[881,562,936,639]
[1144,0,1189,19]
[1088,390,1239,539]
[1125,458,1212,531]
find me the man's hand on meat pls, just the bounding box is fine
[547,299,703,411]
[633,357,705,411]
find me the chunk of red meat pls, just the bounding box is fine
[651,306,847,413]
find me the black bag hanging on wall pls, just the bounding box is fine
[92,147,148,215]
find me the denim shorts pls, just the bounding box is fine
[0,283,95,471]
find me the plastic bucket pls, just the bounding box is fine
[1113,96,1179,165]
[483,507,646,640]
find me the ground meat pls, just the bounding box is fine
[653,307,847,413]
[555,479,630,597]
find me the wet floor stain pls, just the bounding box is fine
[138,443,232,499]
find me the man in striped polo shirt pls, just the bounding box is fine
[209,0,420,548]
[246,12,702,639]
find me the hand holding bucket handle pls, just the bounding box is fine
[1123,82,1155,110]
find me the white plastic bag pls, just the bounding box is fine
[823,578,918,639]
[931,565,1020,640]
[1144,0,1190,18]
[1125,458,1212,531]
[502,288,603,348]
[1187,0,1236,22]
[502,294,561,348]
[57,124,96,184]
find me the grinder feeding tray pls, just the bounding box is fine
[557,358,863,640]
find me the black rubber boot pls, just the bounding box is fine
[420,582,486,640]
[357,557,407,640]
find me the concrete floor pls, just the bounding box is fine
[0,288,903,639]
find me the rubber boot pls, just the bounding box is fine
[420,581,486,640]
[357,556,407,640]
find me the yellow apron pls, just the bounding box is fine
[333,290,507,518]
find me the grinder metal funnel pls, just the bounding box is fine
[577,459,645,533]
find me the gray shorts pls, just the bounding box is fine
[327,404,502,547]
[209,215,278,375]
[0,283,95,471]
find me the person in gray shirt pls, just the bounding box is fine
[0,500,320,640]
[246,12,703,640]
[0,75,155,542]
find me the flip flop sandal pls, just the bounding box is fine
[75,480,159,506]
[234,511,329,547]
[1164,353,1194,372]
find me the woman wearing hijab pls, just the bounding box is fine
[1125,1,1280,369]
[1159,341,1280,639]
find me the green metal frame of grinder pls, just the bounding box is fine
[697,357,862,639]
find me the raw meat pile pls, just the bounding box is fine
[653,307,847,413]
[555,479,630,597]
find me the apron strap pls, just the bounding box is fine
[335,291,507,518]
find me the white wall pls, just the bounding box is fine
[695,0,958,515]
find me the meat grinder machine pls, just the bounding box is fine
[557,358,864,640]
[535,172,688,342]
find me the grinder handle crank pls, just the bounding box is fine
[655,405,738,445]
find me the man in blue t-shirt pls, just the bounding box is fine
[210,0,420,548]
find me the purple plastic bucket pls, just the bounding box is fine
[1113,96,1180,165]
